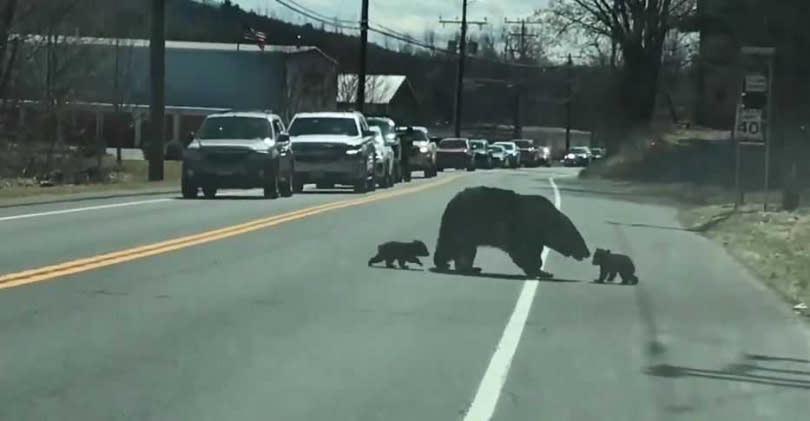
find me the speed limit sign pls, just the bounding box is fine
[736,108,764,142]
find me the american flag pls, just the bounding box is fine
[243,25,266,51]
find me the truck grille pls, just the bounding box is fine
[292,142,351,162]
[203,147,251,164]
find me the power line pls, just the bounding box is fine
[274,0,559,70]
[274,0,359,31]
[283,0,355,25]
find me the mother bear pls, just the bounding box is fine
[433,186,590,278]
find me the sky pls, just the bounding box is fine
[234,0,550,48]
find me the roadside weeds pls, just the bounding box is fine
[680,204,810,320]
[0,161,181,204]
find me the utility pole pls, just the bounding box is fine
[357,0,369,112]
[565,53,573,152]
[610,0,619,69]
[149,0,165,181]
[504,18,542,63]
[439,3,487,137]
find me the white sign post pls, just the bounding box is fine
[733,46,775,211]
[736,108,764,142]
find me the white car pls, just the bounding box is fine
[369,126,396,188]
[493,141,520,168]
[287,111,378,193]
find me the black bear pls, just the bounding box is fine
[368,240,430,269]
[592,248,638,285]
[433,186,590,278]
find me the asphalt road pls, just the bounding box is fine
[0,167,808,421]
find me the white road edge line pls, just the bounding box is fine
[463,177,561,421]
[0,198,173,222]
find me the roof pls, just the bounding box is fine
[337,74,410,105]
[19,34,334,61]
[207,111,279,119]
[292,111,362,119]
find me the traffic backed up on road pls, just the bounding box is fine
[487,144,508,168]
[514,139,541,167]
[395,126,438,179]
[368,126,396,189]
[492,141,520,168]
[436,138,476,172]
[287,112,378,193]
[563,146,594,167]
[366,116,403,181]
[181,110,296,200]
[470,139,494,169]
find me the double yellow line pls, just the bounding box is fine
[0,175,461,290]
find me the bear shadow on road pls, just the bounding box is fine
[369,266,425,272]
[427,267,580,283]
[589,280,638,287]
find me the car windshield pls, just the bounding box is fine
[197,117,269,140]
[440,139,468,149]
[397,129,429,142]
[497,143,515,151]
[470,141,487,149]
[367,119,394,137]
[514,140,533,148]
[288,117,359,137]
[570,147,589,154]
[488,146,504,153]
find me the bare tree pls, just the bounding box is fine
[337,74,384,107]
[547,0,696,131]
[422,29,437,52]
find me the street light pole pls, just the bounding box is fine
[149,0,165,181]
[453,0,468,137]
[357,0,369,112]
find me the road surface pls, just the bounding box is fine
[0,168,808,420]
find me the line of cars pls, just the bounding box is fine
[177,108,583,200]
[432,138,552,171]
[179,109,443,199]
[561,145,606,167]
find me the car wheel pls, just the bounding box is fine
[202,185,217,199]
[181,176,198,199]
[279,169,294,198]
[263,169,280,199]
[368,171,377,192]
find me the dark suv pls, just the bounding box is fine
[436,138,476,171]
[181,111,295,199]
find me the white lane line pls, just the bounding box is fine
[0,198,173,222]
[463,177,561,421]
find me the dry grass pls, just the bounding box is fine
[0,160,181,200]
[680,204,810,318]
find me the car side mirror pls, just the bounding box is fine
[363,130,375,138]
[186,131,195,143]
[277,133,290,143]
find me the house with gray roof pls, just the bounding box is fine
[336,74,419,124]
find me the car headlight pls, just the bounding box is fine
[419,146,428,153]
[345,148,363,155]
[566,154,575,159]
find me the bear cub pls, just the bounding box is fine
[592,248,639,285]
[369,240,430,269]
